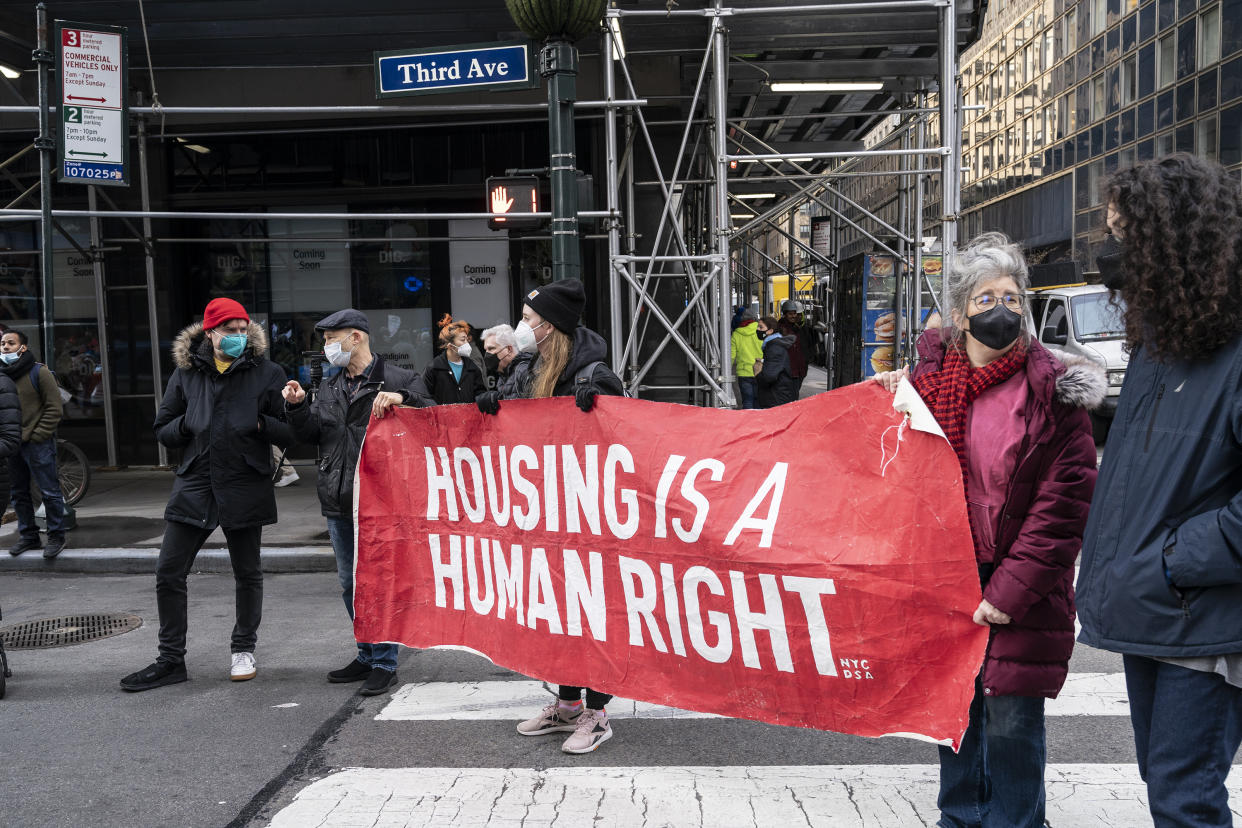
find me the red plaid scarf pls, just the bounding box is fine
[911,341,1028,485]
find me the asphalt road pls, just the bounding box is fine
[0,572,358,828]
[1,572,1236,828]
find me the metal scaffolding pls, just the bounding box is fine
[600,0,964,405]
[0,0,971,465]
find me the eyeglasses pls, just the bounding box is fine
[970,293,1024,312]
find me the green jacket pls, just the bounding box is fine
[0,352,63,444]
[731,321,765,378]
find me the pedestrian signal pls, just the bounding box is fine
[486,176,540,230]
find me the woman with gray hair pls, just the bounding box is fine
[875,232,1102,827]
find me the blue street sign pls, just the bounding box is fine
[374,41,536,98]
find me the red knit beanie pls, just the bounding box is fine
[202,297,250,331]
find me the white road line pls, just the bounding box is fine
[377,680,721,721]
[377,674,1131,721]
[268,764,1239,827]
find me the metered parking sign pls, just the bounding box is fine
[374,41,536,98]
[56,21,129,186]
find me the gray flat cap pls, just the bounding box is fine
[315,308,370,333]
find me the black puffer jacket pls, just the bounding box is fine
[531,326,625,398]
[286,356,434,519]
[422,353,486,404]
[756,334,798,408]
[0,373,20,509]
[497,351,535,399]
[153,321,293,530]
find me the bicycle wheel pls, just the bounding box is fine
[57,439,91,506]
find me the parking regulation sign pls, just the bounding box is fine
[56,21,128,186]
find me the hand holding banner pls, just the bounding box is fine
[354,384,987,747]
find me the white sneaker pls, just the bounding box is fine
[230,651,256,681]
[274,469,299,488]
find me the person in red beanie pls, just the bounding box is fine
[121,297,293,692]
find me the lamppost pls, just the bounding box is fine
[504,0,606,282]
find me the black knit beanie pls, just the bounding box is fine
[524,279,585,334]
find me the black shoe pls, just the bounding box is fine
[120,661,188,692]
[43,536,65,560]
[9,537,41,557]
[327,657,371,683]
[358,667,397,696]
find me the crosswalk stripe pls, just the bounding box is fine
[376,673,1131,722]
[268,764,1236,827]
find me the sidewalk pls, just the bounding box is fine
[0,462,333,574]
[800,364,829,398]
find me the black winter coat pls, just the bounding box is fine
[286,356,434,518]
[1078,333,1242,658]
[756,334,798,408]
[422,353,486,405]
[0,373,20,510]
[531,326,625,398]
[496,351,535,399]
[154,321,293,530]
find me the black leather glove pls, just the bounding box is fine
[574,383,599,413]
[475,390,503,415]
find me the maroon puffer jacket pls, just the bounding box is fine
[912,330,1102,698]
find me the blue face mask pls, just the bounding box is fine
[0,352,19,365]
[219,333,248,358]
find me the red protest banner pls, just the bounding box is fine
[353,384,987,746]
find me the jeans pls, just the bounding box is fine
[937,678,1047,828]
[8,439,65,538]
[1124,654,1242,827]
[326,515,398,671]
[736,376,757,409]
[155,520,263,665]
[559,686,613,710]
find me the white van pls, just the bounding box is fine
[1026,283,1127,438]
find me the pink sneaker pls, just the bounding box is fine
[561,708,612,754]
[517,701,581,736]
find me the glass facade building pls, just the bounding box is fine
[959,0,1242,266]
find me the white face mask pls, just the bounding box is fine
[324,340,352,368]
[514,320,545,353]
[455,342,472,359]
[0,352,19,365]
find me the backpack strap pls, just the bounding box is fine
[29,363,44,404]
[574,361,604,386]
[574,360,632,398]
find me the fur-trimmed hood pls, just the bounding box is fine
[171,320,269,371]
[915,328,1107,410]
[1047,349,1107,410]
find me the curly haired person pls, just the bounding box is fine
[1077,154,1242,828]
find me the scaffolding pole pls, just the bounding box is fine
[939,0,961,317]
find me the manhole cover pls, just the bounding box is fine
[0,613,143,649]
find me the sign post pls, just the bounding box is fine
[55,21,128,186]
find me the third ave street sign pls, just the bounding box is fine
[56,21,129,186]
[374,41,536,98]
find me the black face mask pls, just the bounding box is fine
[966,304,1023,351]
[1096,236,1126,290]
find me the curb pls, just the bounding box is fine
[1,547,335,575]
